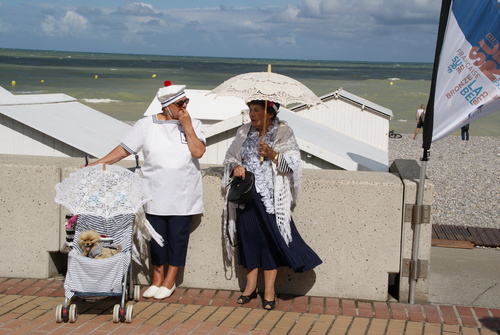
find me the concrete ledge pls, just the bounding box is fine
[0,155,432,302]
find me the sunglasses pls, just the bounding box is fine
[173,98,190,107]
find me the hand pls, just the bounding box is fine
[258,142,276,160]
[177,108,193,128]
[233,165,246,179]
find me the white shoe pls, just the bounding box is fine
[142,285,160,298]
[153,284,176,299]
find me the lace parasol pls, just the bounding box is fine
[55,164,151,219]
[208,71,322,107]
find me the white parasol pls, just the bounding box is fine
[55,164,151,219]
[208,65,322,107]
[209,65,322,160]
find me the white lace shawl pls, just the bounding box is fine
[222,120,302,261]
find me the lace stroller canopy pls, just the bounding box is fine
[55,164,151,219]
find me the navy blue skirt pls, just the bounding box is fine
[236,192,322,273]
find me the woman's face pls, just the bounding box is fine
[164,98,189,119]
[248,103,274,132]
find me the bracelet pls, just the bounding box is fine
[273,153,279,164]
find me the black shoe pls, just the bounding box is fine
[237,288,258,304]
[262,298,276,311]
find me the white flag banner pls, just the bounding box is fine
[432,0,500,142]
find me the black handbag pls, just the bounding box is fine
[227,171,255,204]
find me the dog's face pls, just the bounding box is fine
[79,230,101,253]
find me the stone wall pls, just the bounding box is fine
[0,154,432,303]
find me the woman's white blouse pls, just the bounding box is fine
[241,121,279,214]
[121,115,205,216]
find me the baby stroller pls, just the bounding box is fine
[55,214,140,323]
[54,163,151,323]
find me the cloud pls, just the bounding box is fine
[297,0,440,28]
[40,10,89,37]
[279,4,301,20]
[276,34,297,47]
[140,19,162,27]
[0,19,11,33]
[249,0,441,60]
[116,1,162,17]
[75,6,103,16]
[300,0,321,17]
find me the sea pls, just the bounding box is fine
[1,48,498,137]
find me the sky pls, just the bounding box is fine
[0,0,442,62]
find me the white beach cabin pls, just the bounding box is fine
[0,86,133,161]
[291,88,393,152]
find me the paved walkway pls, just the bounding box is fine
[0,277,499,334]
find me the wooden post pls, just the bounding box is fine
[260,64,272,162]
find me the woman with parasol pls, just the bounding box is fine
[222,99,322,310]
[89,81,206,300]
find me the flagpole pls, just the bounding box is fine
[409,149,430,304]
[408,0,452,304]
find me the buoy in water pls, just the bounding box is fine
[94,75,98,79]
[41,80,44,83]
[390,82,394,86]
[152,74,157,78]
[11,80,16,86]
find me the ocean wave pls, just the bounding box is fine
[397,119,408,122]
[388,78,401,81]
[14,90,45,94]
[81,98,121,103]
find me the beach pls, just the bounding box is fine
[1,48,498,229]
[389,134,499,229]
[1,48,499,137]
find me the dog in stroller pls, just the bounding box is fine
[79,230,122,259]
[54,163,152,324]
[55,214,140,324]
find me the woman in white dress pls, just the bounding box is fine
[89,81,206,300]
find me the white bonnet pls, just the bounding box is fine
[156,80,186,107]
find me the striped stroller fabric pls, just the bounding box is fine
[64,214,134,299]
[72,214,133,252]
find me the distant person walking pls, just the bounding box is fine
[413,104,426,139]
[461,124,470,141]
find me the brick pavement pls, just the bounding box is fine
[0,277,499,334]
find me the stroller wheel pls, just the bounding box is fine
[68,304,78,323]
[125,304,134,323]
[55,304,63,323]
[133,285,141,302]
[112,304,120,323]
